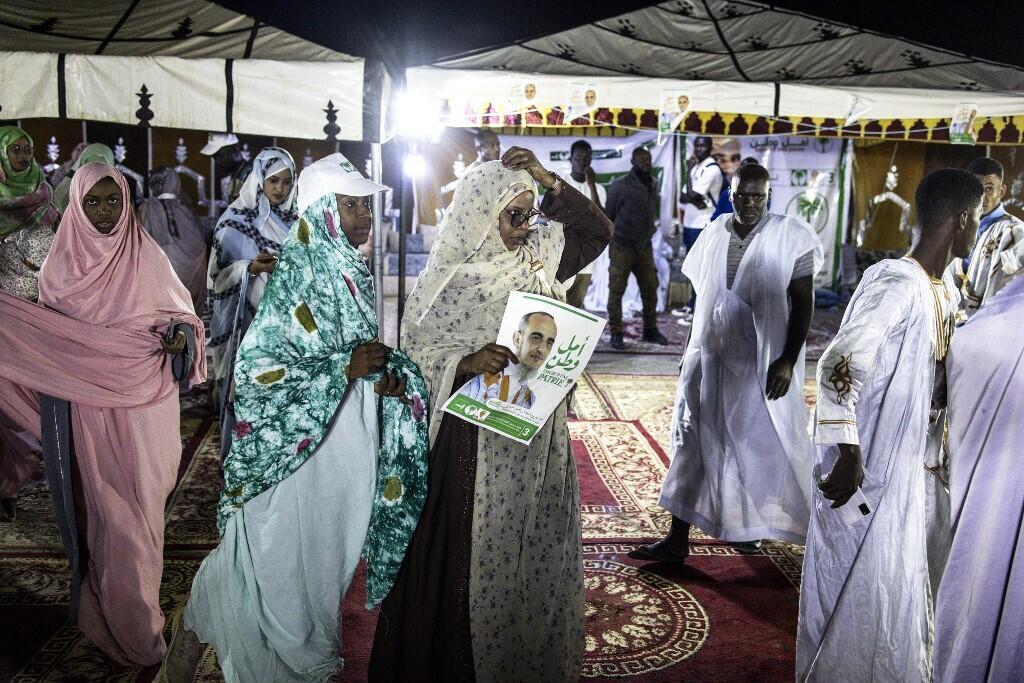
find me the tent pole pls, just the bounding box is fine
[146,128,153,196]
[371,142,385,330]
[81,121,88,143]
[209,156,217,219]
[397,142,413,345]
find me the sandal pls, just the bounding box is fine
[154,604,203,683]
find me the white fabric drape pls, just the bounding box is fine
[797,258,956,682]
[660,212,823,543]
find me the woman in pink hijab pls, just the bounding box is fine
[0,162,205,665]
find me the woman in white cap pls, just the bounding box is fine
[207,146,298,457]
[159,154,431,683]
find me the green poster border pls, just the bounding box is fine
[522,294,602,322]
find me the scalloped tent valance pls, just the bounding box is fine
[408,0,1024,144]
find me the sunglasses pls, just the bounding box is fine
[6,144,33,155]
[506,208,540,228]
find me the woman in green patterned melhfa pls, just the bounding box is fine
[159,154,430,683]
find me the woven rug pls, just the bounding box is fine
[3,368,814,681]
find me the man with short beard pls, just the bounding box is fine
[460,311,557,410]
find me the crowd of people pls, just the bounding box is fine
[0,119,1021,683]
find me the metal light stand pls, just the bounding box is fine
[397,141,415,344]
[371,142,385,328]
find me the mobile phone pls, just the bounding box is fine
[819,474,871,525]
[835,487,871,525]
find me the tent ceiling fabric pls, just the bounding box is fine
[0,0,352,60]
[437,0,1024,93]
[0,0,381,142]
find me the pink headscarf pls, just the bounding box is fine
[39,163,201,340]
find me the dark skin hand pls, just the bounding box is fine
[375,370,411,405]
[248,251,278,275]
[348,340,411,404]
[457,343,520,376]
[348,340,390,380]
[819,443,865,508]
[501,147,560,191]
[161,331,187,355]
[766,275,814,400]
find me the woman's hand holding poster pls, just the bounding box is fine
[443,291,605,444]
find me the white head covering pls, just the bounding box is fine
[229,147,297,242]
[298,153,387,213]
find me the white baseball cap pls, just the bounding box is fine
[298,153,388,213]
[200,133,239,156]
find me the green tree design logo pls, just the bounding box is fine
[786,193,830,232]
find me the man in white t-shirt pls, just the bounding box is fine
[563,140,607,309]
[679,136,725,313]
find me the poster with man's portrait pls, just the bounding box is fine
[949,102,979,145]
[444,291,606,444]
[658,90,690,134]
[565,82,599,121]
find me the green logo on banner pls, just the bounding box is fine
[787,193,830,233]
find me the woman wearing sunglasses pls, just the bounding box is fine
[369,147,612,682]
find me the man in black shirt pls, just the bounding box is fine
[604,147,668,349]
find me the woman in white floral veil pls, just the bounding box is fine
[370,146,612,682]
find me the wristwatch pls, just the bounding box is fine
[547,174,564,194]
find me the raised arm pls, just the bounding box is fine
[540,183,614,282]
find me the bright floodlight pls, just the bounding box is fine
[396,91,445,142]
[404,153,428,179]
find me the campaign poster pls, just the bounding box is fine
[443,292,606,444]
[565,81,599,121]
[658,90,691,135]
[736,135,852,289]
[949,103,979,145]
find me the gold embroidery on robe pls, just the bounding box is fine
[827,353,854,403]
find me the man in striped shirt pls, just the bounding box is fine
[632,163,823,564]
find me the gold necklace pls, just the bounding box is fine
[903,257,953,361]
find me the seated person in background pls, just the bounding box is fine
[461,311,557,410]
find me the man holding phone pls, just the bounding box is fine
[797,169,983,682]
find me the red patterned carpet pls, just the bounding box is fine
[1,370,811,681]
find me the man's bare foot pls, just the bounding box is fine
[0,497,16,523]
[628,539,690,565]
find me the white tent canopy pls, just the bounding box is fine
[0,0,388,141]
[409,0,1024,123]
